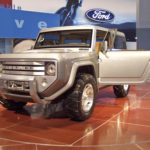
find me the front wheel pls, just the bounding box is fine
[64,74,97,121]
[113,85,130,98]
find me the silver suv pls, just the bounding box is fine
[0,25,149,121]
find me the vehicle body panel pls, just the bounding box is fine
[99,50,150,84]
[0,25,150,104]
[0,48,98,102]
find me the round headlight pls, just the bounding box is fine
[46,63,56,76]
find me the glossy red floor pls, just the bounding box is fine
[1,84,150,150]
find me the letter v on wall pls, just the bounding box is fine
[15,19,24,28]
[0,8,59,39]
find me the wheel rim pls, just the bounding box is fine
[81,83,94,112]
[123,85,129,91]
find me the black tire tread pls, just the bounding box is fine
[113,85,130,98]
[64,73,97,121]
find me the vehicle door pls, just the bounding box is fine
[97,30,150,84]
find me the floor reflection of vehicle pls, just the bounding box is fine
[56,0,83,26]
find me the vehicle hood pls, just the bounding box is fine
[0,48,95,62]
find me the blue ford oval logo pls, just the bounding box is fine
[86,9,115,23]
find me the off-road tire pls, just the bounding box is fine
[113,85,130,98]
[64,73,97,121]
[0,99,26,110]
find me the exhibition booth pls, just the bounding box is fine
[0,0,136,53]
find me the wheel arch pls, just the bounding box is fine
[68,61,97,88]
[47,61,97,100]
[76,65,96,79]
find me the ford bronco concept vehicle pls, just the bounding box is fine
[0,25,150,121]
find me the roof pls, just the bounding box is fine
[40,25,125,37]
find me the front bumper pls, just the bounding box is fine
[0,74,52,104]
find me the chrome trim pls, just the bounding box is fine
[2,61,45,76]
[2,60,57,76]
[3,70,45,76]
[29,80,42,103]
[81,83,94,112]
[3,61,44,65]
[3,66,45,71]
[0,74,34,81]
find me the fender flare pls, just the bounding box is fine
[45,61,96,100]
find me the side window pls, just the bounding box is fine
[114,36,126,50]
[96,30,111,53]
[96,30,107,42]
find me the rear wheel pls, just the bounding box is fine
[113,85,130,98]
[0,99,26,110]
[64,73,97,121]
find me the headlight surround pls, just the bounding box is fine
[45,62,56,76]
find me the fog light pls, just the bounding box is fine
[41,78,48,87]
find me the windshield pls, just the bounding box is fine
[34,30,92,49]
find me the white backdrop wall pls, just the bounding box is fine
[12,0,136,42]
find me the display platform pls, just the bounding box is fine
[0,84,150,150]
